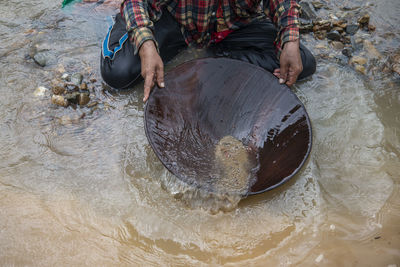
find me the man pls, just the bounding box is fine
[101,0,316,102]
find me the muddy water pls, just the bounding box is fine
[0,0,399,266]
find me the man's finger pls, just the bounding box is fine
[285,69,298,86]
[273,68,280,78]
[156,64,165,88]
[279,62,288,84]
[143,72,155,102]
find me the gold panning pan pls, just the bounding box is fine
[144,58,312,195]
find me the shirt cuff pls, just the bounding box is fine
[277,26,299,58]
[131,27,159,55]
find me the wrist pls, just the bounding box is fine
[139,40,157,58]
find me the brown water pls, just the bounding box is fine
[0,0,399,266]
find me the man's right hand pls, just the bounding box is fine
[139,40,164,102]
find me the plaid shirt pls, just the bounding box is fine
[121,0,300,55]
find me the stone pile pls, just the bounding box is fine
[50,72,96,108]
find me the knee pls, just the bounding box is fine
[298,45,316,80]
[100,54,142,89]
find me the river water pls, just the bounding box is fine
[0,0,399,266]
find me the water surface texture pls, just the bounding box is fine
[0,0,399,265]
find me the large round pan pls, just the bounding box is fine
[144,58,312,195]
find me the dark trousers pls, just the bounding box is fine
[100,11,316,89]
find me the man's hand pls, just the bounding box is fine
[139,40,164,102]
[273,39,303,86]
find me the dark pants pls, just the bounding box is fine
[100,11,316,89]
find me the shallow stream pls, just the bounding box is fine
[0,0,399,265]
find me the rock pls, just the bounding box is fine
[65,82,80,92]
[393,64,400,75]
[354,64,366,74]
[341,35,351,44]
[390,53,400,75]
[51,95,68,107]
[34,86,48,97]
[33,52,48,67]
[311,1,325,10]
[342,47,352,57]
[327,31,341,41]
[300,19,313,33]
[87,101,99,108]
[89,78,97,83]
[300,2,316,20]
[358,14,370,27]
[71,73,83,85]
[368,24,376,31]
[332,26,344,33]
[80,82,88,91]
[52,84,65,95]
[346,24,359,35]
[315,31,327,40]
[61,73,70,81]
[315,43,328,49]
[313,20,331,33]
[349,56,367,65]
[332,20,347,29]
[78,92,90,106]
[331,41,344,50]
[64,91,80,104]
[363,40,382,59]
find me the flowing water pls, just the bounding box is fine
[0,0,399,266]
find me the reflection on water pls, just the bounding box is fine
[0,0,399,265]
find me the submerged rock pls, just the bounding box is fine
[358,14,370,27]
[349,56,367,65]
[33,86,48,97]
[311,1,325,10]
[52,83,66,95]
[78,92,90,106]
[71,73,83,85]
[327,31,341,41]
[346,24,359,35]
[342,47,352,57]
[363,40,382,60]
[331,41,344,50]
[33,52,48,67]
[51,95,68,107]
[300,2,316,20]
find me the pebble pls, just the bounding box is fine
[78,92,90,106]
[363,40,382,59]
[315,254,324,263]
[354,64,366,74]
[71,73,83,85]
[329,224,336,230]
[358,14,370,26]
[327,31,341,41]
[311,1,325,10]
[61,73,70,81]
[331,41,344,50]
[64,91,80,104]
[349,56,367,65]
[342,47,352,57]
[51,95,68,107]
[80,82,88,91]
[33,86,48,97]
[300,2,317,20]
[33,52,48,67]
[346,24,358,35]
[52,84,65,95]
[315,43,328,49]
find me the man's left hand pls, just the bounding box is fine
[273,39,303,86]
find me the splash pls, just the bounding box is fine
[159,136,259,214]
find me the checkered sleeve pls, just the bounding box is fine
[121,0,159,54]
[266,0,300,53]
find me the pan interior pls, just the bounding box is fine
[145,58,312,196]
